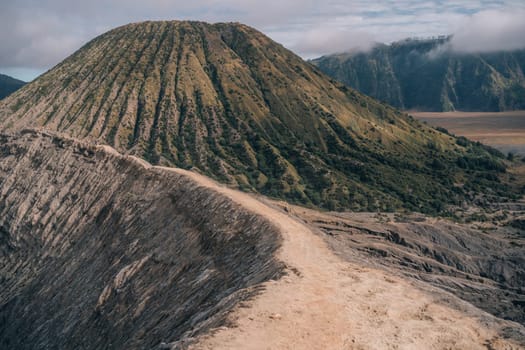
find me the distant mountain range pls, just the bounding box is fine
[311,37,525,112]
[0,74,25,100]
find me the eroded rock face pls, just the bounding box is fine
[0,130,283,349]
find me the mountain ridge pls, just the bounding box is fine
[1,21,525,349]
[311,37,525,112]
[0,74,25,100]
[0,129,284,349]
[1,129,523,350]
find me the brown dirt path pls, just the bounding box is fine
[154,166,524,350]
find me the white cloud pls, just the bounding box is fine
[450,9,525,52]
[290,26,376,58]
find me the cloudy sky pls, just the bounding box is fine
[2,0,525,81]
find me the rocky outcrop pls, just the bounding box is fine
[0,130,283,349]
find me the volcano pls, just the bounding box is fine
[0,21,511,212]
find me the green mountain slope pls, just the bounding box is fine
[311,37,525,112]
[0,74,25,100]
[0,21,512,213]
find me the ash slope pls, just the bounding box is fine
[0,21,511,213]
[0,130,283,349]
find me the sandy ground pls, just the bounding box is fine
[152,166,525,350]
[409,111,525,118]
[411,111,525,155]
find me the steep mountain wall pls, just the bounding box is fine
[312,38,525,112]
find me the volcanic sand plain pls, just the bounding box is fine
[412,111,525,156]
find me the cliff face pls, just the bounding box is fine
[0,130,283,349]
[0,21,512,213]
[311,38,525,112]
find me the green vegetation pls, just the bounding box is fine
[311,37,525,112]
[0,22,514,214]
